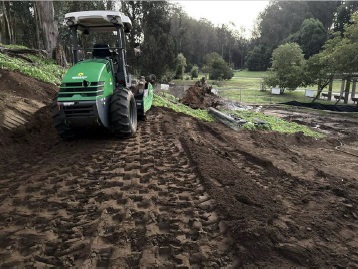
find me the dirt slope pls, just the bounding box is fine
[0,69,56,151]
[0,70,358,267]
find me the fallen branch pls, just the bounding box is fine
[0,46,47,58]
[7,53,34,63]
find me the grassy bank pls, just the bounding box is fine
[153,93,214,122]
[0,44,66,84]
[153,92,323,138]
[227,109,324,138]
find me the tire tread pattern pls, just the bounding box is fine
[110,88,137,138]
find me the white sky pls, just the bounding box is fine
[176,1,269,38]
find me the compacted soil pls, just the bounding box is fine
[0,70,358,267]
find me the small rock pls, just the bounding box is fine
[254,232,260,238]
[306,227,312,231]
[91,252,96,258]
[344,204,353,209]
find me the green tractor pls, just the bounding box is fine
[52,11,153,139]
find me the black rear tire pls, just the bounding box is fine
[110,88,137,138]
[51,98,76,140]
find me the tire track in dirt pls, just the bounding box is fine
[0,110,236,267]
[174,114,358,267]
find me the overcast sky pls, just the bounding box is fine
[176,1,269,38]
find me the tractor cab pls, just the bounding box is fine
[52,11,153,140]
[65,10,132,86]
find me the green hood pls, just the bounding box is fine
[58,59,114,101]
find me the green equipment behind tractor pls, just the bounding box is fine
[52,11,153,139]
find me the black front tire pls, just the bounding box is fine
[51,98,76,140]
[110,88,137,138]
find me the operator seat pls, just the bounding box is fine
[93,44,112,58]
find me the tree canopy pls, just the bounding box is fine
[264,43,305,91]
[247,0,354,71]
[203,52,233,80]
[2,0,358,80]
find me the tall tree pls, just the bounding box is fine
[202,52,233,80]
[245,44,271,71]
[175,53,187,79]
[307,1,341,30]
[258,1,311,49]
[33,1,58,57]
[286,18,327,58]
[0,1,14,44]
[140,1,176,80]
[121,1,144,75]
[333,4,352,35]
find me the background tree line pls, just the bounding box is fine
[0,0,239,81]
[1,1,357,81]
[247,0,358,71]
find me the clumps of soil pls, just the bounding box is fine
[181,77,223,109]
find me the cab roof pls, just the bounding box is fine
[64,10,132,32]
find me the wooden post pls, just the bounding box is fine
[341,79,345,95]
[328,79,333,101]
[344,79,351,104]
[352,79,357,98]
[335,79,345,105]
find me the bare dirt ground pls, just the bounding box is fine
[1,70,358,267]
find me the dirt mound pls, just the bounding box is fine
[0,69,56,100]
[181,79,223,109]
[0,69,56,153]
[0,105,57,163]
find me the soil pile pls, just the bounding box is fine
[0,69,56,101]
[181,78,223,109]
[0,69,56,152]
[1,71,358,267]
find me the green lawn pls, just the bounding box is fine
[172,70,355,105]
[233,70,267,78]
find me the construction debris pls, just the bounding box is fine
[181,77,223,109]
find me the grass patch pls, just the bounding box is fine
[173,70,352,105]
[153,92,214,122]
[219,88,309,104]
[226,109,324,138]
[0,52,65,84]
[152,92,323,138]
[0,43,28,49]
[233,69,267,78]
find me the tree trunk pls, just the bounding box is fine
[54,44,68,67]
[33,1,58,58]
[312,78,332,103]
[33,3,42,50]
[1,0,13,44]
[344,79,351,104]
[328,79,333,100]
